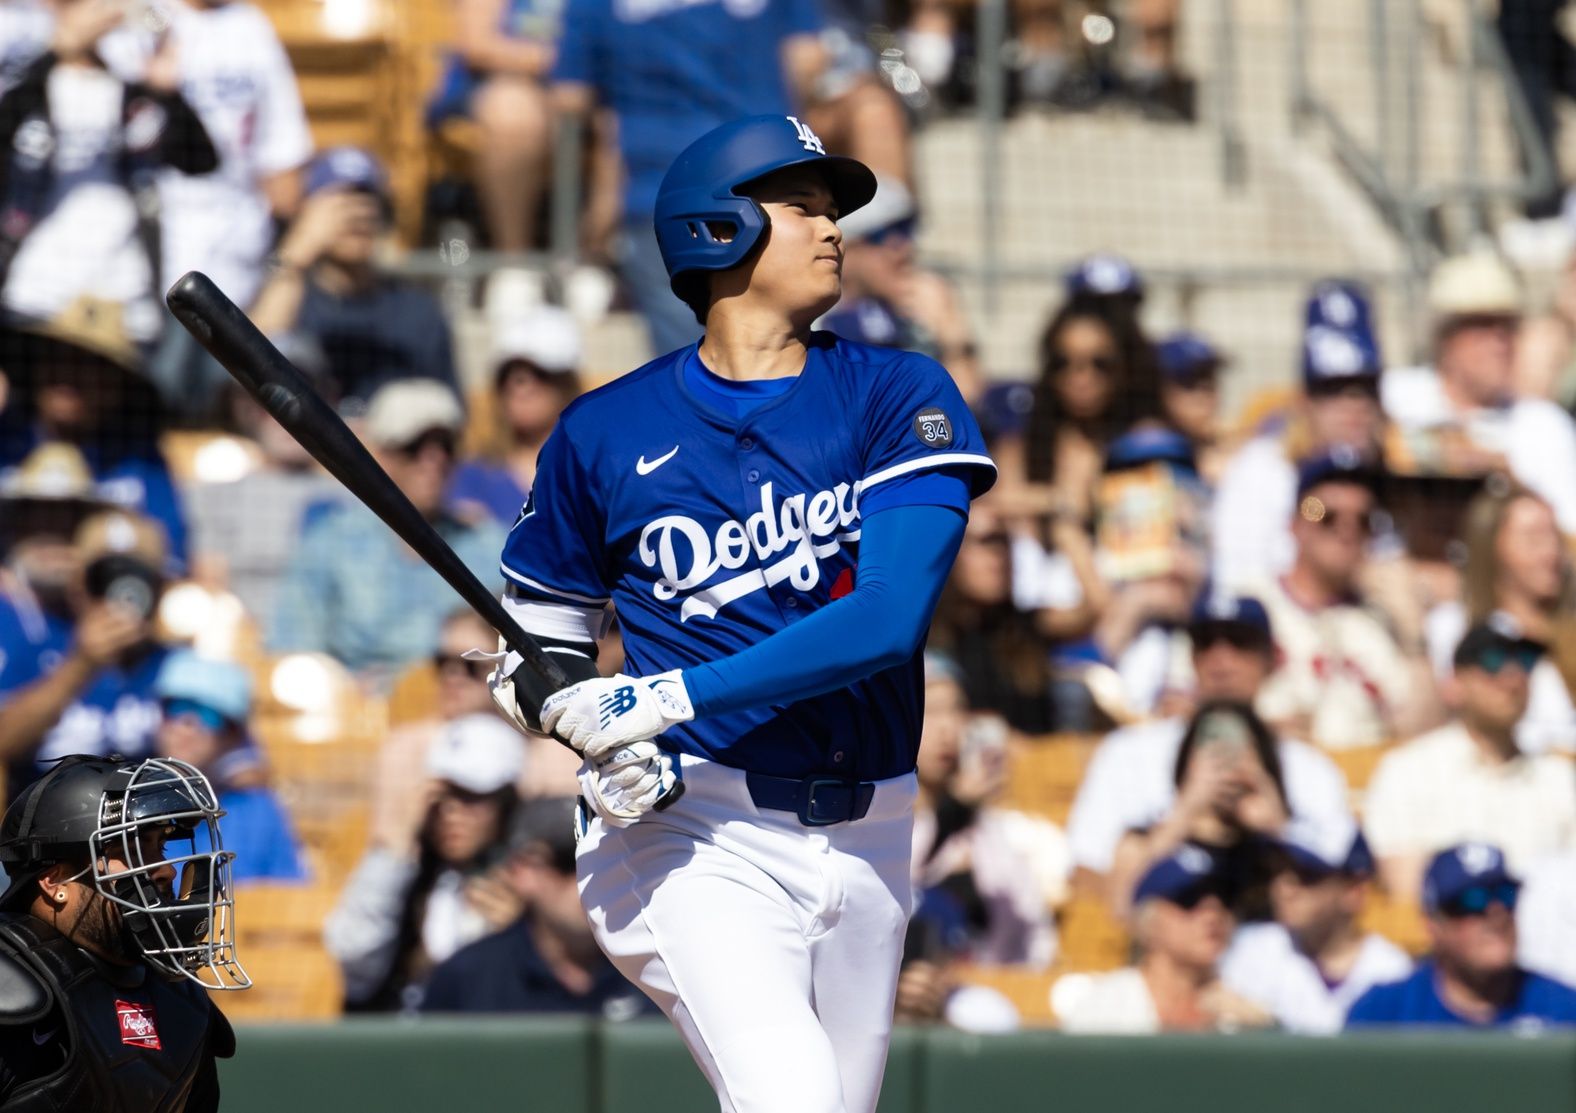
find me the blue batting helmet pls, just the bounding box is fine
[654,115,878,292]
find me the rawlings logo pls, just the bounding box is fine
[116,1000,161,1050]
[638,480,860,622]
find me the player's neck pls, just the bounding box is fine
[698,304,812,382]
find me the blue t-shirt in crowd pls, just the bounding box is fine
[420,915,655,1017]
[553,0,824,217]
[446,460,529,526]
[295,278,459,406]
[0,591,167,801]
[209,787,310,884]
[1345,961,1576,1030]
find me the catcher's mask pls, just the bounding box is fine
[0,756,250,990]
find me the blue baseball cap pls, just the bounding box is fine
[1102,426,1197,474]
[1295,446,1381,499]
[1306,279,1376,334]
[154,650,252,725]
[305,146,390,201]
[1188,587,1272,642]
[1422,843,1519,915]
[1270,815,1375,878]
[1065,253,1144,300]
[1156,331,1224,381]
[1133,845,1229,906]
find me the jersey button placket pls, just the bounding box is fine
[746,468,760,483]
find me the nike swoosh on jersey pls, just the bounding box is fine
[636,446,680,475]
[32,1028,56,1046]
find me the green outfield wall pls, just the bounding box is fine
[219,1019,1576,1112]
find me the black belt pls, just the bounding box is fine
[744,772,876,827]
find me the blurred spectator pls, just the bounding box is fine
[818,181,982,404]
[1249,451,1438,749]
[1057,847,1270,1033]
[448,305,582,527]
[326,713,524,1012]
[0,0,216,341]
[910,653,1070,967]
[1066,591,1352,901]
[1424,483,1576,755]
[799,1,912,188]
[1365,618,1576,902]
[249,148,459,409]
[928,504,1060,734]
[269,379,508,680]
[0,508,171,799]
[1496,0,1574,219]
[1347,843,1576,1028]
[105,0,312,415]
[0,0,52,95]
[184,333,343,620]
[550,0,827,355]
[892,912,1023,1033]
[420,796,652,1017]
[1,299,190,567]
[1063,252,1145,312]
[1219,817,1411,1033]
[1518,846,1576,987]
[374,608,579,856]
[1006,0,1192,119]
[151,648,307,883]
[1383,252,1576,533]
[429,0,558,310]
[1155,330,1226,484]
[1085,427,1208,720]
[1107,701,1290,918]
[994,289,1162,522]
[1212,280,1386,593]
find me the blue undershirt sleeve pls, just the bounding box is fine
[682,503,966,718]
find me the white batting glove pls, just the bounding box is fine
[540,671,694,759]
[579,740,684,827]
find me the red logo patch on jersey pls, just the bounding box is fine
[830,568,854,599]
[115,1000,161,1050]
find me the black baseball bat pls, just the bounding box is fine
[164,270,572,692]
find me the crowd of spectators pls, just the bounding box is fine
[0,0,1575,1038]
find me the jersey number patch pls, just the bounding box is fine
[912,408,953,449]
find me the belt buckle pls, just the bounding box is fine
[798,777,854,827]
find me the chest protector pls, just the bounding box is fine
[0,915,231,1113]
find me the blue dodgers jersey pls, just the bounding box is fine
[501,334,994,781]
[1345,961,1576,1030]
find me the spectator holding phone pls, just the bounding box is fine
[0,507,172,800]
[910,653,1071,967]
[1347,843,1576,1029]
[326,712,525,1012]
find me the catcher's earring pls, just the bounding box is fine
[53,891,67,903]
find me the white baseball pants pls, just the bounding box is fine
[577,754,916,1113]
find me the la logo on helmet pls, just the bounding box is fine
[787,116,825,154]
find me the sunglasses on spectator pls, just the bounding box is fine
[1170,884,1230,911]
[1168,371,1218,392]
[1305,378,1379,401]
[1189,624,1269,652]
[865,218,917,247]
[1299,498,1376,535]
[437,783,497,807]
[1466,644,1543,676]
[396,430,457,459]
[432,652,491,681]
[1439,883,1519,918]
[162,699,230,733]
[1447,314,1518,334]
[1050,352,1118,375]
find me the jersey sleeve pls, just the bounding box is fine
[499,421,613,605]
[859,353,996,503]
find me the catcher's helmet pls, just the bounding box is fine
[0,755,249,990]
[653,114,877,293]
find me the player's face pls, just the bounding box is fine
[1496,496,1564,605]
[733,168,844,322]
[916,678,967,790]
[1049,318,1118,420]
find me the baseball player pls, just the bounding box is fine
[487,115,995,1113]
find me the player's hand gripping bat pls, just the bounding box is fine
[164,271,683,814]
